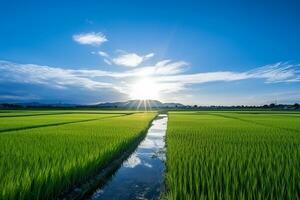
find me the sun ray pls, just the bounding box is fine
[130,77,159,101]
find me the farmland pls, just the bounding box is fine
[0,111,156,200]
[1,110,300,200]
[165,111,300,199]
[0,113,124,132]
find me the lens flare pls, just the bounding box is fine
[129,78,159,100]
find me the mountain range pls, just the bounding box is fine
[0,100,186,109]
[94,100,185,108]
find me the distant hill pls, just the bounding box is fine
[1,101,299,110]
[0,100,185,109]
[95,100,185,108]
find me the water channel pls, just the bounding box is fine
[90,114,168,200]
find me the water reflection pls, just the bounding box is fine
[90,114,168,200]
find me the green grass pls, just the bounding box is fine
[0,112,156,200]
[165,111,300,199]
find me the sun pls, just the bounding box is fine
[129,78,159,100]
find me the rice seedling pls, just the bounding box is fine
[0,113,124,132]
[0,112,156,200]
[165,112,300,199]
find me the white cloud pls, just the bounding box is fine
[1,60,299,104]
[73,32,107,45]
[118,60,188,77]
[112,53,148,67]
[247,62,300,83]
[67,59,188,78]
[145,53,155,59]
[100,52,153,67]
[15,60,294,86]
[103,59,112,65]
[97,51,154,67]
[0,61,113,91]
[123,153,152,168]
[155,59,172,67]
[155,62,300,87]
[154,60,188,75]
[98,51,109,57]
[123,154,141,168]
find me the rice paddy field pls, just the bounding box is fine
[1,110,300,200]
[0,110,156,200]
[165,111,300,199]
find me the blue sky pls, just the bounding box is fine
[0,0,300,105]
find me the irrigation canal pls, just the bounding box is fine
[89,114,168,200]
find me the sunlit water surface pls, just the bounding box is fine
[90,114,168,200]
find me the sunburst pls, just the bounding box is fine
[129,77,160,110]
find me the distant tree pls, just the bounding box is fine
[269,103,276,108]
[194,105,198,108]
[294,103,300,109]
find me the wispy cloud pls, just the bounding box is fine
[73,32,107,46]
[98,51,154,67]
[0,61,113,90]
[67,59,188,78]
[103,59,112,65]
[1,60,299,87]
[140,62,300,101]
[111,52,154,67]
[247,62,300,83]
[0,60,299,104]
[98,51,109,57]
[117,60,188,77]
[155,62,300,88]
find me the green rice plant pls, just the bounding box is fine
[0,110,137,118]
[0,112,156,200]
[165,112,300,199]
[0,113,124,132]
[0,110,57,117]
